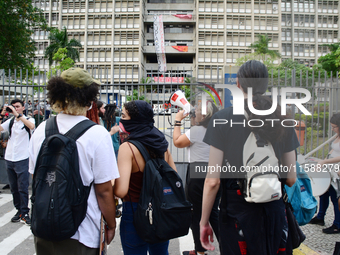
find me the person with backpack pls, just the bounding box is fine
[28,68,119,255]
[113,100,177,255]
[173,100,220,255]
[200,60,299,255]
[309,113,340,234]
[0,98,35,225]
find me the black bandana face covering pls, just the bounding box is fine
[120,101,168,155]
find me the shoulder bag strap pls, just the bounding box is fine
[127,140,151,163]
[127,142,141,172]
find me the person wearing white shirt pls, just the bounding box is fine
[29,68,119,255]
[0,99,35,225]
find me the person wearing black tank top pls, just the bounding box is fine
[114,100,176,255]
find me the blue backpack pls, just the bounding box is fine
[285,162,318,226]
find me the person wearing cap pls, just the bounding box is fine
[0,98,35,226]
[28,68,119,255]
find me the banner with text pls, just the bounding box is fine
[154,15,167,72]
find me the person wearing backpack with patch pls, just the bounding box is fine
[114,100,188,255]
[0,99,35,225]
[200,60,299,255]
[28,68,119,255]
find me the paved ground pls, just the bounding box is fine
[0,182,337,255]
[298,200,338,255]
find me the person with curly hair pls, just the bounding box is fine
[28,68,119,255]
[114,100,176,255]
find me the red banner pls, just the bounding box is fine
[172,46,188,52]
[173,14,192,19]
[153,77,184,83]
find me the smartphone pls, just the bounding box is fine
[6,107,12,113]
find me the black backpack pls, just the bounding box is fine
[128,140,192,244]
[9,116,31,139]
[31,116,96,241]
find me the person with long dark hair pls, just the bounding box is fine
[173,100,220,255]
[310,113,340,234]
[113,100,176,255]
[104,103,120,158]
[200,60,298,255]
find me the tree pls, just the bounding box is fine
[318,43,340,75]
[0,0,47,70]
[126,89,146,102]
[47,48,75,78]
[249,34,281,62]
[44,27,82,66]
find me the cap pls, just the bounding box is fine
[60,68,101,88]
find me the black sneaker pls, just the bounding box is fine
[20,214,31,226]
[11,211,21,222]
[323,224,340,234]
[309,216,325,226]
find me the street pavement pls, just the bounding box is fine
[0,186,221,255]
[0,186,338,254]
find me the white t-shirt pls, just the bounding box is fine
[185,125,210,163]
[28,113,119,248]
[2,115,35,162]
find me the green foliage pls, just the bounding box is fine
[47,48,74,78]
[126,89,146,102]
[249,34,281,61]
[180,85,191,102]
[44,27,82,66]
[0,0,47,70]
[140,77,152,84]
[235,53,276,67]
[268,59,327,87]
[317,43,340,76]
[295,112,330,133]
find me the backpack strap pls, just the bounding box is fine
[65,119,96,141]
[45,116,60,138]
[128,140,151,163]
[8,117,15,137]
[9,116,31,139]
[45,116,96,140]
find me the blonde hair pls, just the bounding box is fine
[52,100,88,116]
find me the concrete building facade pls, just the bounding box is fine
[32,0,339,83]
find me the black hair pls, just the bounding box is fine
[237,60,269,95]
[10,99,24,106]
[104,103,117,130]
[124,101,139,119]
[330,113,340,130]
[97,101,104,111]
[239,60,285,143]
[47,76,99,109]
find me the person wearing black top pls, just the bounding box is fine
[200,60,299,255]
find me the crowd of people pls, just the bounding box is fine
[0,61,339,255]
